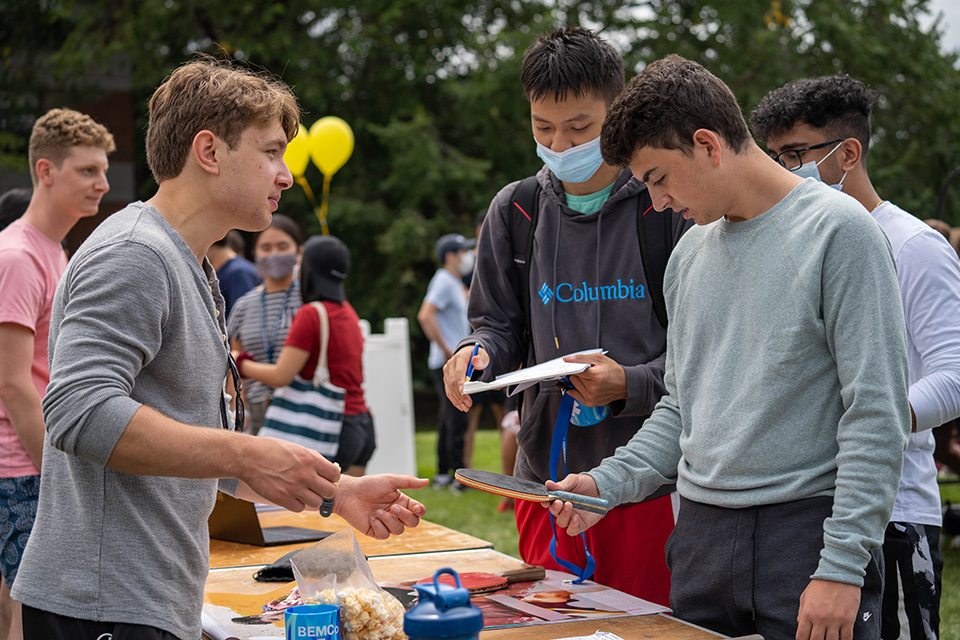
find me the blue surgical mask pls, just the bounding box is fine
[793,141,848,191]
[536,136,604,183]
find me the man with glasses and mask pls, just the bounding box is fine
[752,74,960,640]
[442,27,690,605]
[10,59,428,640]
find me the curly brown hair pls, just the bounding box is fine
[600,55,751,167]
[749,74,877,156]
[146,56,300,183]
[28,108,115,186]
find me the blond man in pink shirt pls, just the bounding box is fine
[0,108,114,640]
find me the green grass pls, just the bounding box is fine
[939,482,960,640]
[406,429,521,559]
[409,428,960,633]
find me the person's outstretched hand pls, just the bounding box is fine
[336,474,428,539]
[544,473,606,535]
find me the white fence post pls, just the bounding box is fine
[359,317,417,476]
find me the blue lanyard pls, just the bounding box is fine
[548,378,596,584]
[259,284,295,362]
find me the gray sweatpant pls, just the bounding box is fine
[666,496,883,639]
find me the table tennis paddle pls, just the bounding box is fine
[454,469,610,515]
[499,565,546,583]
[415,571,508,595]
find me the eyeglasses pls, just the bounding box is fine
[770,139,844,171]
[221,353,245,431]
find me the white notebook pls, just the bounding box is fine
[462,348,605,396]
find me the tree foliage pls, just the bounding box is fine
[3,0,960,381]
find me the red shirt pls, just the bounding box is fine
[284,301,368,415]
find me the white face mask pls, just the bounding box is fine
[792,141,848,191]
[457,250,475,276]
[535,136,605,183]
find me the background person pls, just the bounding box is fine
[0,108,113,640]
[229,214,304,434]
[207,229,262,317]
[418,233,474,491]
[238,234,376,476]
[0,189,31,233]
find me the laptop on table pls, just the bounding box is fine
[208,493,332,547]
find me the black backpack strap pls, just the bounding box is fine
[508,176,541,366]
[636,192,673,328]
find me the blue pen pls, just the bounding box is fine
[464,343,480,383]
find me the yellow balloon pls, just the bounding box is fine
[284,124,311,178]
[308,117,354,177]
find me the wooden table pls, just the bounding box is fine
[209,510,493,568]
[480,614,724,639]
[203,549,725,640]
[204,512,725,640]
[203,548,534,638]
[205,548,532,599]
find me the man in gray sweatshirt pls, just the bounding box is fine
[10,59,428,640]
[547,55,910,640]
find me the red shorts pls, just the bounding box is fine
[515,494,674,607]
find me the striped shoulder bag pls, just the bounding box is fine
[259,302,345,459]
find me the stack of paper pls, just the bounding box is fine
[463,349,604,396]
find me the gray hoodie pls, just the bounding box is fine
[461,166,690,484]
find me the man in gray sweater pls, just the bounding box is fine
[11,59,427,640]
[547,55,910,640]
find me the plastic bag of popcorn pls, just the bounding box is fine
[291,529,407,640]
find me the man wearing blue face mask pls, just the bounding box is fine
[752,74,960,640]
[441,26,691,605]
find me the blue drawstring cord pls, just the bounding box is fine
[547,378,596,583]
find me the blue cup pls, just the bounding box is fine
[284,603,341,640]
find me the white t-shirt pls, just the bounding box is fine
[423,268,471,369]
[873,201,960,526]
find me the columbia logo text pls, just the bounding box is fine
[539,278,645,304]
